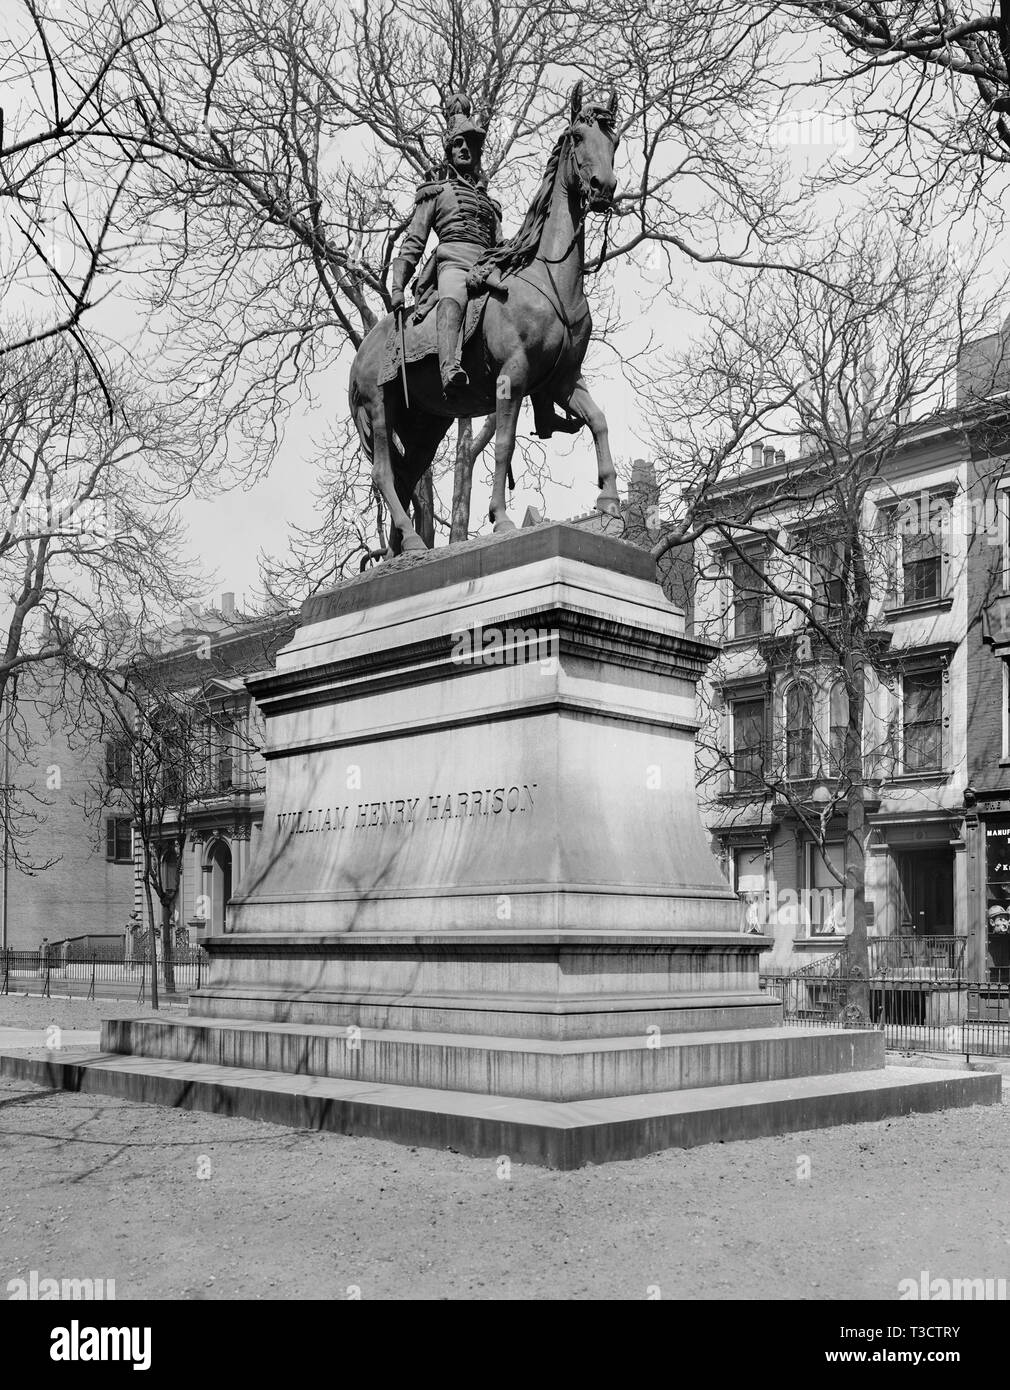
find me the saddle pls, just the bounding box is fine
[376,288,490,389]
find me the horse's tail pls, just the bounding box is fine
[349,378,373,463]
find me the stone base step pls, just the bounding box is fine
[0,1048,998,1169]
[189,985,782,1039]
[100,1015,884,1102]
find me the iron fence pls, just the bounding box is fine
[0,948,209,1001]
[867,934,967,977]
[760,970,1010,1058]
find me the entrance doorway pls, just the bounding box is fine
[895,848,954,936]
[208,840,233,934]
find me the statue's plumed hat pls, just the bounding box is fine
[443,93,486,153]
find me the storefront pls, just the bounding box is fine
[983,815,1010,983]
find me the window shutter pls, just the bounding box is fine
[106,818,116,860]
[877,511,898,603]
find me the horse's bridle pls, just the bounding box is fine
[508,113,618,392]
[537,119,616,271]
[567,109,619,212]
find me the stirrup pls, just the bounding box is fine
[442,364,469,395]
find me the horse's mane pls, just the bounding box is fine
[471,134,567,281]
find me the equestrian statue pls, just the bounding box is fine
[349,82,620,555]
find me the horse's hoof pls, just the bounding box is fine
[492,516,517,535]
[596,494,622,519]
[399,532,429,555]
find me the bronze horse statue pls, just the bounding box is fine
[349,82,620,555]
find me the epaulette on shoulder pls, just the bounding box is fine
[414,178,445,203]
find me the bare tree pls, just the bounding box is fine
[0,2,164,372]
[85,602,294,1002]
[781,1,1010,214]
[2,0,814,574]
[0,336,208,703]
[640,221,998,1017]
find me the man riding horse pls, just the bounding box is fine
[351,80,620,555]
[389,94,507,399]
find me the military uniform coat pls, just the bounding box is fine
[400,171,503,310]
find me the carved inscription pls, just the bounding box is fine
[277,784,536,836]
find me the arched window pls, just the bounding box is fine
[829,681,849,774]
[785,683,813,779]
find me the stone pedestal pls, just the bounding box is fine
[4,523,996,1166]
[197,521,778,1041]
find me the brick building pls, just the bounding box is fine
[691,408,1002,978]
[959,317,1010,1007]
[1,596,295,954]
[125,597,296,946]
[2,666,135,952]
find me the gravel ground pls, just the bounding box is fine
[0,996,1008,1301]
[0,996,188,1030]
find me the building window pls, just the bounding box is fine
[732,697,766,791]
[105,738,132,788]
[984,817,1010,985]
[901,528,942,604]
[732,845,768,931]
[105,817,133,863]
[731,553,765,638]
[810,539,844,618]
[200,716,236,793]
[785,683,813,779]
[881,496,949,607]
[829,680,849,774]
[215,720,235,792]
[902,670,943,773]
[806,841,847,936]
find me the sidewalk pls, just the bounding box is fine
[0,1026,100,1048]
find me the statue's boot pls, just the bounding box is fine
[437,299,468,396]
[483,267,509,300]
[531,391,584,439]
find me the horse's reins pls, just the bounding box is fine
[511,130,607,396]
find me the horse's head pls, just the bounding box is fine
[566,81,619,211]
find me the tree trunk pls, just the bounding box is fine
[143,875,159,1011]
[412,470,435,548]
[450,417,475,542]
[843,655,870,1024]
[160,894,177,996]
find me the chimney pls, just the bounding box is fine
[626,458,659,536]
[221,592,236,620]
[750,444,763,467]
[774,449,786,467]
[957,326,1010,406]
[763,446,776,468]
[630,458,657,490]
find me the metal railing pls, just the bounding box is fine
[760,969,1010,1057]
[867,934,966,977]
[0,948,208,1001]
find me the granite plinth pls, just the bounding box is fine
[224,521,739,942]
[0,1048,998,1169]
[45,524,1000,1166]
[193,931,780,1037]
[100,1016,884,1102]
